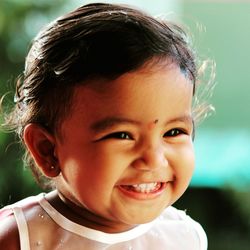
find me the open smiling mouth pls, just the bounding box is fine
[118,182,167,200]
[121,182,161,193]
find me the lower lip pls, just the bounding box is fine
[117,182,167,200]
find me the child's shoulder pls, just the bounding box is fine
[153,206,208,249]
[0,207,20,250]
[162,205,193,220]
[0,193,44,250]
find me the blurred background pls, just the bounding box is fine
[0,0,249,249]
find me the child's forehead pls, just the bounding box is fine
[74,60,185,92]
[70,62,193,110]
[59,61,193,137]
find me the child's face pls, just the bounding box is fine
[55,62,195,232]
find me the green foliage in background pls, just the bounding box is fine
[0,0,71,206]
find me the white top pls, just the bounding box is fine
[0,192,208,249]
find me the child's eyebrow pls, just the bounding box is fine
[90,117,141,132]
[166,115,193,126]
[90,115,193,133]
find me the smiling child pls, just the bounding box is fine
[0,3,208,249]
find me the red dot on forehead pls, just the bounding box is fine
[147,119,159,129]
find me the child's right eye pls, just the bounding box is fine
[102,132,132,140]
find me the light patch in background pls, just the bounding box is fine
[65,0,181,19]
[192,129,250,190]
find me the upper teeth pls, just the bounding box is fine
[131,182,158,193]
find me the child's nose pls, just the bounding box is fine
[132,143,168,171]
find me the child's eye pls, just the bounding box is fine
[164,128,185,137]
[102,132,133,140]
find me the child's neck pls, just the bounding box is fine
[45,190,138,233]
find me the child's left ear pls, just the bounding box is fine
[23,123,60,178]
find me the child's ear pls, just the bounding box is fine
[23,123,60,178]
